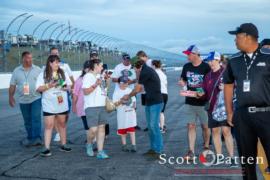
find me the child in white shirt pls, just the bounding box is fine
[113,77,137,152]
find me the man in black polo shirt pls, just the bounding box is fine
[224,23,270,180]
[121,51,164,159]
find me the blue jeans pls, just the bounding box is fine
[19,98,42,141]
[145,103,163,153]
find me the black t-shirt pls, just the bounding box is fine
[223,48,270,108]
[181,61,211,106]
[139,64,163,106]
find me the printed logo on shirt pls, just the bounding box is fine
[121,69,133,78]
[186,71,204,88]
[256,62,266,67]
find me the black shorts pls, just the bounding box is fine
[208,113,230,128]
[161,94,168,113]
[81,116,89,130]
[141,94,146,106]
[43,111,68,116]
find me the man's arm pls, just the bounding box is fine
[129,84,143,97]
[121,84,143,101]
[9,85,16,107]
[128,79,137,85]
[224,83,235,127]
[112,78,119,83]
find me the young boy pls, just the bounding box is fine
[113,77,137,152]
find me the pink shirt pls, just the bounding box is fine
[73,77,85,117]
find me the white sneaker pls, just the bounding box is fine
[54,133,60,142]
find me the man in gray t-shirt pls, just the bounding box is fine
[9,51,42,147]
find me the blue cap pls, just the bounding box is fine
[122,53,131,61]
[204,51,221,62]
[119,76,129,84]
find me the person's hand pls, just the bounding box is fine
[127,79,133,85]
[178,79,186,87]
[9,96,16,107]
[121,95,130,102]
[61,86,69,91]
[219,83,224,90]
[227,113,234,127]
[196,92,205,98]
[95,79,102,86]
[104,73,111,80]
[48,82,57,88]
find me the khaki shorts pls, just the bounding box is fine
[181,104,208,125]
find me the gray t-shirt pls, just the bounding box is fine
[10,65,41,104]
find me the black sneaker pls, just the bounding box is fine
[40,148,52,157]
[184,150,195,161]
[60,144,72,152]
[93,142,98,152]
[146,152,161,161]
[143,149,156,156]
[265,167,270,174]
[130,145,137,153]
[122,144,129,152]
[21,139,33,147]
[230,157,238,168]
[32,138,43,146]
[160,126,166,134]
[135,126,141,130]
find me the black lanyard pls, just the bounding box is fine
[243,51,258,80]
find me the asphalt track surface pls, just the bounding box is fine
[0,71,264,180]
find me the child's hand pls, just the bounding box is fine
[219,83,224,90]
[196,92,205,99]
[178,79,186,87]
[132,102,136,109]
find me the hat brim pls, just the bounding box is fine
[228,30,239,35]
[204,58,212,62]
[204,58,220,62]
[182,50,192,55]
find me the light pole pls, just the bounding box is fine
[49,24,65,41]
[4,13,27,41]
[62,28,77,52]
[17,14,34,64]
[48,24,65,48]
[55,26,69,41]
[40,22,58,40]
[74,30,88,67]
[3,13,27,72]
[32,19,49,48]
[81,32,93,56]
[39,22,58,64]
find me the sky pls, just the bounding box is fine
[0,0,270,54]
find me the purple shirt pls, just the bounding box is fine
[202,68,224,113]
[73,77,85,117]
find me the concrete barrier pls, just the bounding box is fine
[0,67,182,89]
